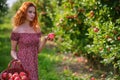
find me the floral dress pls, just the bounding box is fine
[11,32,41,80]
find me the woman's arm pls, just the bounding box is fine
[38,36,48,53]
[11,40,18,59]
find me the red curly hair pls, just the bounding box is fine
[12,1,39,32]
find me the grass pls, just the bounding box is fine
[0,20,12,71]
[38,47,62,80]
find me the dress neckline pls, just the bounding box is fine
[12,32,41,34]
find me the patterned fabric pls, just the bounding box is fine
[11,32,41,80]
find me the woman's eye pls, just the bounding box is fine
[28,11,35,14]
[28,11,32,13]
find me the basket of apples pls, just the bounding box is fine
[0,59,29,80]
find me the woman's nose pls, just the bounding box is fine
[31,12,35,16]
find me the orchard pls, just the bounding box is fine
[1,0,120,79]
[35,0,120,77]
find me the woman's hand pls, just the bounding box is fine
[15,59,21,64]
[44,36,53,41]
[38,33,55,53]
[11,50,18,60]
[11,50,21,63]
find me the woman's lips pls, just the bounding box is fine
[30,17,34,19]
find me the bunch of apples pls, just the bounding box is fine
[1,71,29,80]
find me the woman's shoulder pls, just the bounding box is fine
[36,26,41,33]
[12,25,24,33]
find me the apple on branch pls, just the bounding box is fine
[117,36,120,41]
[93,27,99,32]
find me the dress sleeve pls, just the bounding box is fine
[10,32,20,41]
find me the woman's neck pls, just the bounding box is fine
[24,20,30,25]
[22,20,32,28]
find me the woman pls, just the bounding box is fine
[10,1,52,80]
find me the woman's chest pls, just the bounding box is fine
[19,34,39,45]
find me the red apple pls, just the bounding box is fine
[8,78,13,80]
[93,27,99,32]
[77,57,84,63]
[14,76,21,80]
[48,33,55,39]
[21,75,28,80]
[9,75,14,80]
[2,72,8,79]
[19,72,27,77]
[117,36,120,40]
[8,73,12,79]
[90,77,96,80]
[90,10,94,17]
[12,72,19,79]
[89,68,93,72]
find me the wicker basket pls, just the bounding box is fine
[0,59,30,80]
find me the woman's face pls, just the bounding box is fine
[26,6,35,22]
